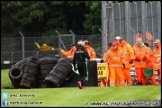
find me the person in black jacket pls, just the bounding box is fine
[73,41,90,89]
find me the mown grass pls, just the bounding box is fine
[1,69,12,89]
[1,69,161,107]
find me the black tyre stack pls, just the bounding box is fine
[36,50,59,59]
[8,57,33,88]
[8,57,98,89]
[8,65,23,88]
[39,57,58,88]
[44,58,72,88]
[20,57,40,88]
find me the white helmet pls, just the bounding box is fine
[77,40,84,46]
[115,36,120,40]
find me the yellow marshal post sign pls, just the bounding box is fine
[97,63,108,78]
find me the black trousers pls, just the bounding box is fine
[77,62,87,86]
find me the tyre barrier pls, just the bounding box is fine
[20,57,40,88]
[36,50,59,59]
[8,56,34,88]
[39,69,52,81]
[39,57,58,65]
[39,63,57,81]
[39,80,51,88]
[8,57,98,89]
[44,58,72,87]
[39,57,58,86]
[8,65,23,88]
[61,58,73,63]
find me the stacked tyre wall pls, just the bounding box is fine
[9,57,35,88]
[20,57,40,88]
[8,57,98,89]
[39,57,58,87]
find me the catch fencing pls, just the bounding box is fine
[1,1,161,64]
[1,34,102,64]
[102,1,161,53]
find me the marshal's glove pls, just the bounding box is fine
[100,59,104,63]
[142,56,147,61]
[123,64,125,68]
[129,59,134,64]
[135,58,141,62]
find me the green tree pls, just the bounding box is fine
[83,1,101,33]
[43,1,89,35]
[1,1,101,37]
[1,1,47,37]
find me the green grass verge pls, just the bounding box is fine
[1,69,161,107]
[1,69,12,89]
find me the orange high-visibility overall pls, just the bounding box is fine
[133,44,149,85]
[153,45,161,85]
[120,41,134,86]
[144,47,156,85]
[85,46,96,59]
[102,50,111,85]
[102,47,125,87]
[59,47,76,58]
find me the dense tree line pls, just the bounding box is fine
[1,1,101,37]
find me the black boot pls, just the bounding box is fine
[81,80,85,89]
[81,80,84,86]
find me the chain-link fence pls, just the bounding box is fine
[102,1,161,53]
[1,34,102,64]
[1,1,161,64]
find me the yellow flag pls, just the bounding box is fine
[34,41,40,49]
[34,41,54,52]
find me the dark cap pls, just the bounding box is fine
[144,42,149,47]
[70,44,75,47]
[108,43,112,47]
